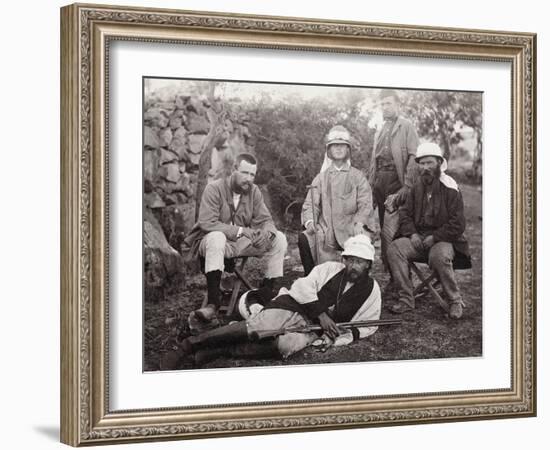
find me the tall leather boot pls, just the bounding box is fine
[298,232,315,275]
[259,277,281,299]
[206,269,222,307]
[185,321,249,351]
[195,270,222,322]
[160,321,249,371]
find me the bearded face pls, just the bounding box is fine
[418,156,442,185]
[231,160,257,194]
[342,255,371,282]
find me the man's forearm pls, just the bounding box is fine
[198,220,240,240]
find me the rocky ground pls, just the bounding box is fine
[144,184,482,372]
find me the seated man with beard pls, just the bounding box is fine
[160,235,381,370]
[387,143,470,318]
[184,153,287,319]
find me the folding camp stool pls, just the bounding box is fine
[199,256,255,317]
[410,255,472,314]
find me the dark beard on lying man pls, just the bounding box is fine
[344,264,371,284]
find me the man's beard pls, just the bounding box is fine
[421,166,441,185]
[346,267,369,282]
[231,176,251,194]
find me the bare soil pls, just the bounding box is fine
[144,184,482,371]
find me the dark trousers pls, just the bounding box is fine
[298,232,315,276]
[373,170,402,272]
[373,169,401,226]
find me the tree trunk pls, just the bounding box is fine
[194,83,228,220]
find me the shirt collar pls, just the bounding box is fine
[328,160,351,172]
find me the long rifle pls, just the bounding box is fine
[306,184,321,265]
[250,318,402,341]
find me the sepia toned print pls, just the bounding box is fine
[143,78,483,371]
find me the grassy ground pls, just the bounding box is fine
[144,184,482,371]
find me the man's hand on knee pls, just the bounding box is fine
[422,235,435,250]
[251,229,272,249]
[239,227,255,242]
[410,233,424,252]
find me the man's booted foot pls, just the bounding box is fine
[159,339,194,370]
[449,301,464,319]
[161,319,251,369]
[194,304,218,323]
[259,277,280,298]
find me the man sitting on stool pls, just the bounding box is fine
[160,235,381,370]
[387,143,470,318]
[184,153,287,320]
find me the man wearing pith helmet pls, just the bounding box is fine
[299,125,375,275]
[387,142,471,318]
[160,234,382,370]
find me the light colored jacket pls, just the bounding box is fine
[368,116,419,188]
[184,177,277,256]
[301,164,375,258]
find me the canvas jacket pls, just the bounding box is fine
[184,177,277,254]
[301,165,375,250]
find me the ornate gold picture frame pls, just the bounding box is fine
[60,3,536,446]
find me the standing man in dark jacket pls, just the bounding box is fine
[368,89,420,273]
[387,143,470,318]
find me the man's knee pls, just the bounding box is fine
[276,332,311,359]
[387,238,407,263]
[429,242,454,267]
[271,230,288,253]
[203,231,227,252]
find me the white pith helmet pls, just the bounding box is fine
[341,234,375,261]
[325,125,352,149]
[415,142,444,162]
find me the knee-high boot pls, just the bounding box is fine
[298,232,315,276]
[195,270,223,322]
[186,321,249,351]
[160,321,249,370]
[205,270,222,308]
[258,277,281,299]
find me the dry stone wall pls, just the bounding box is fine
[143,89,254,302]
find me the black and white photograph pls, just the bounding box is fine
[143,78,483,372]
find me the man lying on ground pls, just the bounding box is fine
[160,235,382,370]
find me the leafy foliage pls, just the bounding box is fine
[227,87,481,221]
[244,92,375,219]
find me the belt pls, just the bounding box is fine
[376,164,397,172]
